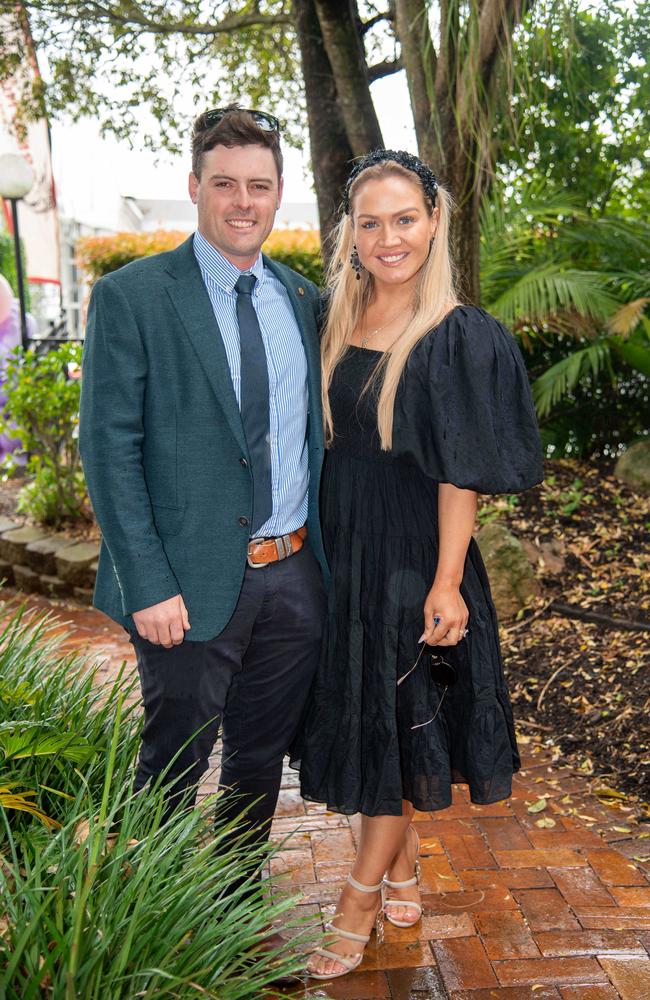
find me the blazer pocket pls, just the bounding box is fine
[151,503,185,538]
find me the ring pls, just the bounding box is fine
[433,615,441,625]
[462,628,469,638]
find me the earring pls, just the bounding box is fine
[350,244,363,280]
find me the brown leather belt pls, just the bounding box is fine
[247,525,307,568]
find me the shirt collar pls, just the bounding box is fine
[193,229,265,294]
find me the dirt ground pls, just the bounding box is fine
[485,458,649,815]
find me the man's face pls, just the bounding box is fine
[189,143,283,269]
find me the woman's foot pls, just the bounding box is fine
[383,825,422,925]
[307,876,383,979]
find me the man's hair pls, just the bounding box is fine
[191,104,283,181]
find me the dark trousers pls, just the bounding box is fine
[128,543,326,847]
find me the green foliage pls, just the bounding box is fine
[481,186,650,458]
[502,1,650,216]
[0,342,89,526]
[0,606,140,830]
[0,229,30,309]
[0,2,303,154]
[0,603,313,996]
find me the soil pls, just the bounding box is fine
[484,458,650,816]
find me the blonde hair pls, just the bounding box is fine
[321,161,460,450]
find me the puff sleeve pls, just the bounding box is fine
[392,306,544,494]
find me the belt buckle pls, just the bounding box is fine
[247,536,269,569]
[275,533,292,560]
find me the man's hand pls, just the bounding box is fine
[132,594,190,647]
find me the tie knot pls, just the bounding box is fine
[235,273,257,296]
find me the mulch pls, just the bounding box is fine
[486,458,650,820]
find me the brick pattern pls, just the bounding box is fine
[7,592,650,1000]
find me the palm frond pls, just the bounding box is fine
[607,298,650,337]
[488,265,620,328]
[532,340,613,418]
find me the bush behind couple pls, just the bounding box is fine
[79,104,543,981]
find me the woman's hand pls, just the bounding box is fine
[420,582,469,647]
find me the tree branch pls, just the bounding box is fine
[361,9,394,35]
[367,55,403,82]
[23,2,292,36]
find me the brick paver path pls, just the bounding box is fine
[6,592,650,999]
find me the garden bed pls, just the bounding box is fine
[491,458,649,812]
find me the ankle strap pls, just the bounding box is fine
[383,875,418,889]
[347,874,383,893]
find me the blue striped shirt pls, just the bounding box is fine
[193,230,309,538]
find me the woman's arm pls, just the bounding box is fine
[420,483,477,646]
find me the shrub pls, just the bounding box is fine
[0,342,89,527]
[0,230,30,309]
[77,228,324,284]
[77,230,188,282]
[0,603,313,997]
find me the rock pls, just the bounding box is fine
[476,522,541,620]
[41,575,73,598]
[73,586,94,605]
[0,516,19,535]
[0,526,49,564]
[521,537,566,576]
[0,558,15,587]
[25,534,77,575]
[13,563,42,594]
[56,542,101,586]
[614,439,650,493]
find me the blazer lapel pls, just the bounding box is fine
[165,237,247,455]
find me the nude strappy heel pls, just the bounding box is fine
[308,873,384,981]
[383,825,423,928]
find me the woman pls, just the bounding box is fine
[290,149,544,980]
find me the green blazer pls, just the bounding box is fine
[78,235,327,642]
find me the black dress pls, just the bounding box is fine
[291,305,544,817]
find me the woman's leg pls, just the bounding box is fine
[384,801,422,923]
[308,802,413,977]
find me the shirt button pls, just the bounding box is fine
[239,516,249,527]
[240,457,248,467]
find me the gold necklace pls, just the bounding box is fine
[359,307,407,349]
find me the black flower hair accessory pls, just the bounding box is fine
[343,149,438,214]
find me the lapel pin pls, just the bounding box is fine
[298,286,305,295]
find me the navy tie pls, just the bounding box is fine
[235,274,272,534]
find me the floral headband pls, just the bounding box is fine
[343,148,438,214]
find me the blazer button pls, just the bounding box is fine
[239,516,249,527]
[240,457,248,467]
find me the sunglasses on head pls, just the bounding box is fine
[202,107,280,134]
[397,643,458,730]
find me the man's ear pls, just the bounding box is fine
[277,175,284,209]
[189,172,199,204]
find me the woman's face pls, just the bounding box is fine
[352,174,438,289]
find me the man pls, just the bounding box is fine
[79,106,327,851]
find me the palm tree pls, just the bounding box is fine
[480,185,650,454]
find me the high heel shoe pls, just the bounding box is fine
[308,873,384,980]
[383,825,422,928]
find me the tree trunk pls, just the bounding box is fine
[446,138,482,304]
[395,0,437,166]
[292,0,355,261]
[313,0,383,157]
